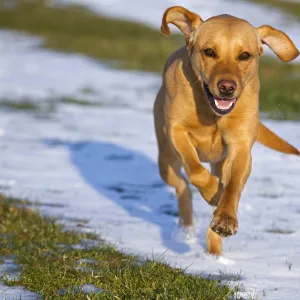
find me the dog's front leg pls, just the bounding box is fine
[210,145,252,237]
[170,125,222,205]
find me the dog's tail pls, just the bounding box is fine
[257,122,299,155]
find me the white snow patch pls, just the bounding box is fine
[0,258,40,299]
[0,31,299,299]
[0,31,159,106]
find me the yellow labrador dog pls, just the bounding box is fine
[154,6,299,255]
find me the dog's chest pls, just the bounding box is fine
[189,127,225,163]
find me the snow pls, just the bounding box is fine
[0,31,158,106]
[0,258,40,299]
[57,0,300,63]
[0,30,300,300]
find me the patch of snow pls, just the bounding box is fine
[81,284,102,294]
[0,31,159,105]
[58,284,104,296]
[0,31,300,300]
[173,225,197,245]
[0,258,41,299]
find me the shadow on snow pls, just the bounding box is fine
[43,139,193,254]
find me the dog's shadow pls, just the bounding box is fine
[44,139,192,253]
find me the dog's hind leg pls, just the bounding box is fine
[154,90,193,227]
[158,144,193,227]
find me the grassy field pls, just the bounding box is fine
[0,194,245,299]
[247,0,300,20]
[0,1,299,118]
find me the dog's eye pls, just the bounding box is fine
[204,48,216,58]
[239,52,251,61]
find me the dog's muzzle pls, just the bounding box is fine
[203,83,238,116]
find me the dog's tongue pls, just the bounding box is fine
[214,98,236,110]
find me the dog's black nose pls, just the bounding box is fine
[217,80,237,97]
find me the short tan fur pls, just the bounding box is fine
[154,6,299,255]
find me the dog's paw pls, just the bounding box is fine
[210,211,238,238]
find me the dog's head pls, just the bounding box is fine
[161,6,299,116]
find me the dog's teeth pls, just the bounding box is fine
[214,99,235,110]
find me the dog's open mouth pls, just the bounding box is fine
[203,83,237,115]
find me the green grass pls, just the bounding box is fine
[61,96,103,106]
[0,96,103,112]
[258,58,300,119]
[79,86,97,95]
[0,194,244,299]
[0,1,298,118]
[265,228,295,234]
[0,99,39,111]
[246,0,300,20]
[0,98,58,114]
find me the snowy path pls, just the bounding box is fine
[0,31,300,299]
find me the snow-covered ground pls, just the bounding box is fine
[58,0,300,63]
[0,31,300,299]
[0,31,158,107]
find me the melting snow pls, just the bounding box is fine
[0,29,300,299]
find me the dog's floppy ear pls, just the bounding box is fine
[257,25,299,62]
[161,6,202,51]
